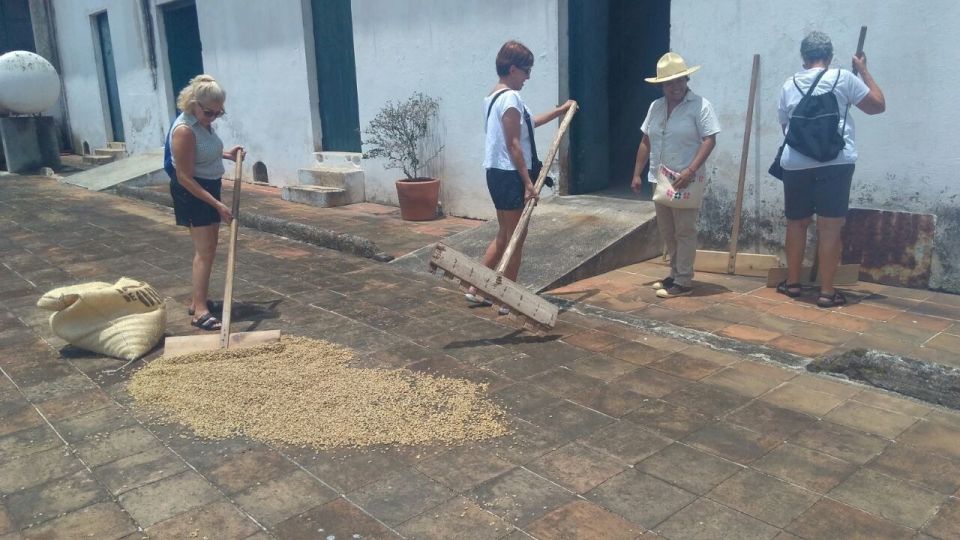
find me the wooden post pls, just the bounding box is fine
[219,153,243,349]
[727,54,760,274]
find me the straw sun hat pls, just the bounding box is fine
[644,52,701,83]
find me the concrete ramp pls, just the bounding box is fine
[391,195,660,292]
[61,151,165,191]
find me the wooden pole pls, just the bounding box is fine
[727,54,760,274]
[219,153,243,349]
[495,102,578,274]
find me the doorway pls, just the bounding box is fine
[162,0,204,108]
[567,0,669,197]
[310,0,362,152]
[94,12,124,143]
[0,0,36,53]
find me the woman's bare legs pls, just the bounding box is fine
[189,224,219,321]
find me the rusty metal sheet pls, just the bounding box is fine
[841,208,936,289]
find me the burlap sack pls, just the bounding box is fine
[37,277,166,360]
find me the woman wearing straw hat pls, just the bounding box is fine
[631,52,720,298]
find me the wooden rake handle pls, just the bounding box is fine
[220,153,244,348]
[495,102,579,274]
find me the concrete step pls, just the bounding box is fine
[107,141,126,150]
[281,185,353,208]
[313,151,362,167]
[94,147,126,159]
[297,166,364,203]
[391,195,661,292]
[82,154,114,165]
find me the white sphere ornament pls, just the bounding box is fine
[0,51,61,115]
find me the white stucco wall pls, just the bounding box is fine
[672,0,960,291]
[52,0,319,183]
[351,0,561,219]
[53,0,166,155]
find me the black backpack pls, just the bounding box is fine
[785,69,848,162]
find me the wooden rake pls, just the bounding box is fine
[429,102,578,331]
[164,153,282,357]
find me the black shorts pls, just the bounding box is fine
[169,173,223,227]
[782,164,855,220]
[486,168,528,211]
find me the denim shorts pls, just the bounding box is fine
[782,164,855,220]
[486,168,527,210]
[169,171,223,227]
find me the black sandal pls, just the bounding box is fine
[776,280,803,298]
[188,300,222,316]
[191,312,222,331]
[816,290,847,308]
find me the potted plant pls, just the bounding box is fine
[363,92,444,221]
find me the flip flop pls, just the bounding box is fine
[187,300,222,316]
[191,312,222,331]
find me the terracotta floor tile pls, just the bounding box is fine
[814,312,875,333]
[788,420,889,465]
[662,383,751,417]
[867,442,960,495]
[707,468,819,528]
[888,311,954,332]
[791,373,863,399]
[786,498,915,540]
[838,302,901,321]
[825,401,919,439]
[726,401,817,440]
[636,442,742,494]
[609,367,690,399]
[908,301,960,321]
[922,497,960,540]
[785,321,859,346]
[561,330,623,353]
[700,362,794,398]
[761,383,845,417]
[752,443,856,493]
[581,421,673,464]
[274,498,400,540]
[925,332,960,353]
[766,302,826,322]
[654,497,780,540]
[603,340,667,366]
[470,467,573,527]
[683,422,782,465]
[850,390,932,418]
[828,468,945,529]
[623,399,710,440]
[896,419,960,462]
[585,469,696,529]
[527,442,628,494]
[768,335,835,357]
[717,324,781,344]
[525,499,644,540]
[647,351,726,380]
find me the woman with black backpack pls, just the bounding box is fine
[775,31,885,308]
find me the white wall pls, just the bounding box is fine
[672,0,960,291]
[190,0,318,184]
[53,0,166,154]
[53,0,319,184]
[351,0,561,219]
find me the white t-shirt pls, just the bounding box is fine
[483,89,532,170]
[640,90,721,183]
[778,68,870,170]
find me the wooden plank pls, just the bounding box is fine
[163,330,282,358]
[220,154,244,348]
[430,243,557,328]
[766,264,860,287]
[727,54,760,273]
[695,250,780,277]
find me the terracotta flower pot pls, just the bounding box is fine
[395,177,440,221]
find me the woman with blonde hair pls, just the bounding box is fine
[163,74,243,330]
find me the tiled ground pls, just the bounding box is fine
[549,259,960,370]
[1,176,959,539]
[138,180,481,259]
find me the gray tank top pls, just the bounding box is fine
[169,112,225,180]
